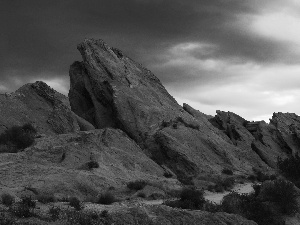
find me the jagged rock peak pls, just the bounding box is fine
[69,38,181,136]
[75,38,166,88]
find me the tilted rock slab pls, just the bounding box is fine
[0,128,166,199]
[209,110,300,168]
[0,81,93,135]
[69,39,270,178]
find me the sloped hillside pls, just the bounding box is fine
[0,128,168,199]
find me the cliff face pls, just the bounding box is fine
[69,39,286,178]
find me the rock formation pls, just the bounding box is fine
[0,81,86,135]
[69,39,272,179]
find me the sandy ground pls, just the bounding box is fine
[204,183,255,204]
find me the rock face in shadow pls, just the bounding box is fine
[0,129,167,199]
[0,81,91,135]
[69,39,272,178]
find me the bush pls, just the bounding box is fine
[254,170,276,182]
[247,174,256,182]
[1,193,14,207]
[221,192,245,215]
[252,183,261,196]
[220,192,278,225]
[69,197,83,211]
[127,180,147,190]
[49,206,61,221]
[21,196,36,208]
[0,123,37,152]
[203,201,222,212]
[207,185,215,192]
[87,161,99,169]
[137,192,146,198]
[98,192,117,205]
[222,168,233,175]
[278,154,300,179]
[163,172,173,178]
[259,179,298,214]
[37,193,55,204]
[165,188,205,210]
[177,176,194,186]
[213,177,235,192]
[0,212,15,225]
[10,196,36,218]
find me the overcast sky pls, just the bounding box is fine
[1,0,300,122]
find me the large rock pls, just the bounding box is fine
[69,39,271,178]
[270,112,300,155]
[247,121,288,168]
[0,81,83,135]
[0,128,166,199]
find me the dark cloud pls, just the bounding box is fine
[1,0,299,97]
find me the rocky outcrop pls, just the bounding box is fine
[247,113,300,168]
[270,113,300,155]
[0,128,167,199]
[69,39,271,179]
[208,111,300,168]
[0,81,86,135]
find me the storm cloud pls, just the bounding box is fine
[1,0,300,121]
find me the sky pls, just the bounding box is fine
[1,0,300,122]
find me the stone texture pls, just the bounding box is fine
[0,81,81,135]
[270,112,300,155]
[0,128,165,199]
[69,39,271,179]
[247,121,288,168]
